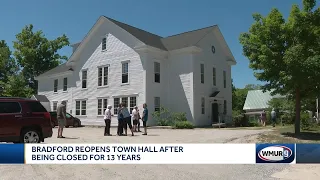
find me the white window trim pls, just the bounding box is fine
[53,79,58,93]
[52,101,58,111]
[75,99,87,116]
[102,37,107,51]
[121,61,130,85]
[154,97,160,112]
[154,61,160,83]
[200,64,204,84]
[63,77,68,92]
[113,96,137,115]
[81,69,88,90]
[97,65,110,88]
[97,98,108,116]
[212,66,217,87]
[201,97,205,114]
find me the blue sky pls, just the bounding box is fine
[0,0,315,88]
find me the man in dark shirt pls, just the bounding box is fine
[56,101,67,138]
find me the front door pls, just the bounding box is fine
[211,103,219,123]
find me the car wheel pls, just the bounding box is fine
[73,120,80,128]
[21,129,41,143]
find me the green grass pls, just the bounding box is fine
[257,125,320,143]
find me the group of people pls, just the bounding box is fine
[55,101,148,138]
[103,102,149,136]
[260,108,277,127]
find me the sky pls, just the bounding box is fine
[0,0,316,88]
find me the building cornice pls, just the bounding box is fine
[169,46,203,55]
[35,71,73,80]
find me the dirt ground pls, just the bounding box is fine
[0,127,319,180]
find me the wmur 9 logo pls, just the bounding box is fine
[256,144,295,163]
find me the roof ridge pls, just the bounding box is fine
[163,25,217,39]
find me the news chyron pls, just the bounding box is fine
[256,144,295,163]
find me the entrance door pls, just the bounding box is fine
[211,103,219,123]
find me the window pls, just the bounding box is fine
[129,97,137,113]
[223,70,226,88]
[154,97,160,112]
[97,98,108,115]
[213,67,216,86]
[54,79,58,92]
[53,101,58,111]
[26,101,47,112]
[223,100,227,114]
[98,66,108,86]
[0,102,21,113]
[66,113,71,118]
[82,70,87,88]
[114,98,120,114]
[154,62,160,83]
[102,37,107,50]
[200,64,204,84]
[75,100,86,115]
[122,62,129,84]
[201,97,205,114]
[121,97,128,107]
[63,78,67,91]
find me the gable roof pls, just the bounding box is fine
[36,16,235,79]
[31,94,50,102]
[243,90,284,111]
[35,63,73,79]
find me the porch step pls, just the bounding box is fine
[212,123,226,128]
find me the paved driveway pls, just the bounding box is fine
[0,127,312,180]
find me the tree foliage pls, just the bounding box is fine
[13,24,69,94]
[239,0,320,134]
[1,74,33,98]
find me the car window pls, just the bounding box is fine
[0,102,21,114]
[25,101,47,112]
[66,113,71,118]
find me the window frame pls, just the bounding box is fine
[121,61,129,84]
[154,97,160,112]
[0,101,22,114]
[200,64,204,84]
[97,98,108,116]
[223,100,227,115]
[129,96,137,113]
[223,70,226,88]
[63,77,68,91]
[113,96,137,115]
[213,67,216,86]
[98,65,109,87]
[154,62,160,83]
[54,79,58,92]
[75,100,87,116]
[52,101,58,111]
[201,97,205,114]
[102,37,107,51]
[82,70,88,89]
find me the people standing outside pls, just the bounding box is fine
[271,108,276,127]
[56,101,67,138]
[137,108,142,132]
[260,110,266,127]
[132,106,139,132]
[141,103,148,135]
[117,106,124,136]
[104,105,113,136]
[120,102,134,136]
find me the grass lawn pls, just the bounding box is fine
[257,125,320,143]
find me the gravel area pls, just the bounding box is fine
[0,127,316,180]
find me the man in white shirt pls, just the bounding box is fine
[104,105,113,136]
[132,106,139,132]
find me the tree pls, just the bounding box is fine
[0,40,18,96]
[239,0,320,134]
[1,74,33,98]
[13,24,70,94]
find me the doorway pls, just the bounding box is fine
[211,103,219,123]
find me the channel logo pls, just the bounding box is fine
[256,144,295,163]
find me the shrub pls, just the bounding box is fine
[173,121,194,129]
[171,112,188,122]
[233,114,245,127]
[301,112,312,130]
[280,113,295,124]
[152,106,173,126]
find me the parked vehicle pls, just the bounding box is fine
[0,97,53,143]
[50,112,81,128]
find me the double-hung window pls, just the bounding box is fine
[97,98,108,115]
[212,67,216,86]
[154,62,160,83]
[98,66,109,87]
[201,97,205,114]
[154,97,160,112]
[102,37,107,51]
[122,62,129,84]
[113,96,137,114]
[52,101,58,111]
[223,70,226,88]
[82,70,87,89]
[76,100,86,115]
[200,64,204,84]
[54,79,58,92]
[223,100,227,114]
[63,78,67,91]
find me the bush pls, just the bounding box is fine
[173,121,194,129]
[232,114,245,127]
[301,112,312,130]
[171,112,188,122]
[280,113,295,124]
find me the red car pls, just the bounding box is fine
[0,97,53,143]
[50,112,81,128]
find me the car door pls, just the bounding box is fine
[0,101,23,137]
[65,113,73,125]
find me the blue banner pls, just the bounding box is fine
[256,144,295,163]
[296,144,320,164]
[0,144,25,164]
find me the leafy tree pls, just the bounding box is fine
[239,0,320,134]
[0,40,18,96]
[244,84,261,90]
[13,24,70,94]
[1,74,33,98]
